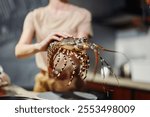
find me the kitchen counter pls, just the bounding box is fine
[1,85,40,99]
[85,72,150,99]
[0,84,98,100]
[86,72,150,91]
[0,72,150,100]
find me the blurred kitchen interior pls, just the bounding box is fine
[0,0,150,99]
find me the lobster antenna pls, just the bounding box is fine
[98,45,130,61]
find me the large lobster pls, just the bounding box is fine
[47,37,126,85]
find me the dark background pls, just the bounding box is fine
[0,0,144,89]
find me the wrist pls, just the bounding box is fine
[34,43,42,53]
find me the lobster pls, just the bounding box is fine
[47,37,126,86]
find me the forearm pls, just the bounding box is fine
[15,32,72,59]
[15,43,41,58]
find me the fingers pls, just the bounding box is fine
[54,32,73,39]
[50,35,62,41]
[39,32,74,51]
[48,32,73,41]
[0,65,3,74]
[0,73,10,86]
[45,32,73,44]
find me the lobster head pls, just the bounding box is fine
[59,37,90,51]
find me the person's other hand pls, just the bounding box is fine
[36,32,73,51]
[0,66,10,87]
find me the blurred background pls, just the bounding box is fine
[0,0,150,99]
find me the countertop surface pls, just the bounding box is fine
[0,72,150,99]
[86,72,150,91]
[1,84,98,100]
[1,85,40,99]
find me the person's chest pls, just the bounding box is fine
[34,11,83,41]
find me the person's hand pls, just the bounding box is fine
[0,66,11,87]
[36,32,73,52]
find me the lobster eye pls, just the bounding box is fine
[81,37,87,42]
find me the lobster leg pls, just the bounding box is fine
[67,51,77,86]
[100,57,105,79]
[53,48,62,61]
[75,52,87,79]
[93,49,99,78]
[47,43,60,77]
[56,50,68,77]
[73,52,89,79]
[89,43,100,78]
[80,53,90,80]
[98,48,105,79]
[100,56,119,84]
[78,53,85,77]
[52,53,61,75]
[100,56,117,96]
[99,56,109,94]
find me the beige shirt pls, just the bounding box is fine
[25,5,93,71]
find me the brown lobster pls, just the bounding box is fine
[47,37,126,85]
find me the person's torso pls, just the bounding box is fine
[32,5,88,71]
[33,6,86,42]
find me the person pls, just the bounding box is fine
[0,65,10,87]
[15,0,93,92]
